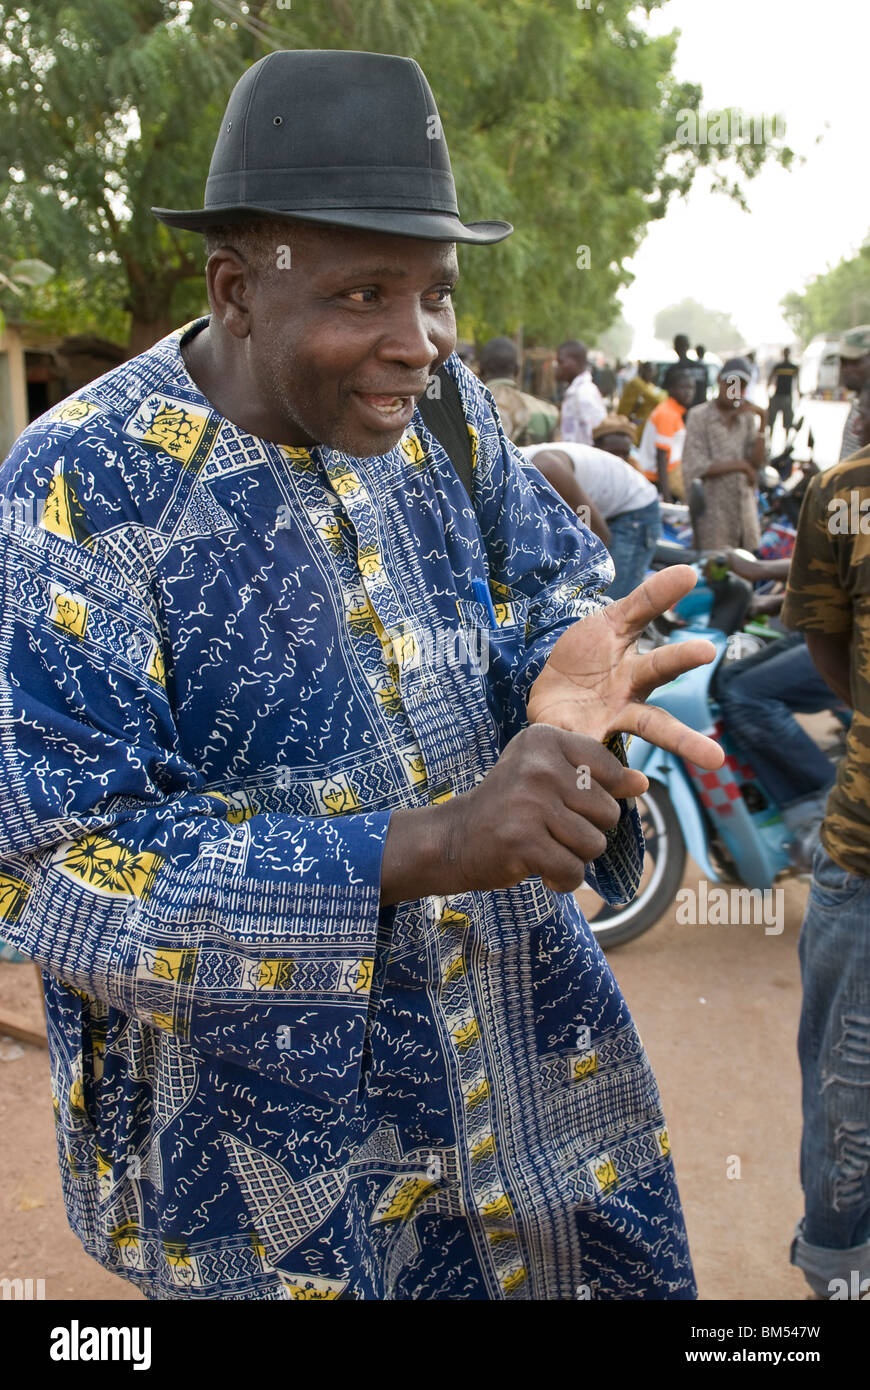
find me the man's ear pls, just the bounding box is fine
[205,249,253,340]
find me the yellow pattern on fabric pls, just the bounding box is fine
[55,834,164,899]
[145,643,166,687]
[255,959,296,990]
[139,947,198,985]
[377,1176,439,1222]
[137,403,209,463]
[465,1079,490,1110]
[48,587,89,638]
[50,398,100,425]
[592,1155,619,1193]
[42,464,91,545]
[0,870,30,923]
[401,432,426,467]
[207,790,258,823]
[453,1018,480,1052]
[471,1134,496,1163]
[573,1051,598,1081]
[282,1277,346,1299]
[439,907,469,932]
[481,1193,513,1222]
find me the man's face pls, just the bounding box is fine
[841,353,870,393]
[717,373,747,408]
[215,223,458,457]
[555,350,583,384]
[671,375,695,409]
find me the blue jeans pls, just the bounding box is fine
[714,633,838,808]
[606,499,662,601]
[791,843,870,1297]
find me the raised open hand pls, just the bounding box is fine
[526,565,725,771]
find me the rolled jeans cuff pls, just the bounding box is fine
[790,1219,870,1298]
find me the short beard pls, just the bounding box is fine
[258,354,406,459]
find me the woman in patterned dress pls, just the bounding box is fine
[681,357,766,552]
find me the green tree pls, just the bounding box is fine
[654,298,744,353]
[1,0,794,354]
[0,0,246,352]
[781,237,870,343]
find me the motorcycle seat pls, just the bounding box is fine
[652,540,702,567]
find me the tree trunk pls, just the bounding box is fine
[127,312,175,358]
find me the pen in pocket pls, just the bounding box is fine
[471,577,499,627]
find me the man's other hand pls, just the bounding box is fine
[527,565,725,771]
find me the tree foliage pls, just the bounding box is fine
[0,0,795,352]
[654,297,744,353]
[781,237,870,344]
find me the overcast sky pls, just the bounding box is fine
[618,0,869,355]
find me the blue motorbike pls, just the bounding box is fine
[578,623,800,949]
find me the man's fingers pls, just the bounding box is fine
[631,637,718,697]
[546,806,609,862]
[549,728,632,795]
[606,565,700,636]
[538,840,595,894]
[620,702,725,770]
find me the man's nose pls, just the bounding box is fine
[377,305,441,369]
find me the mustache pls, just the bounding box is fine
[350,381,432,398]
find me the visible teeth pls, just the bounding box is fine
[364,395,405,412]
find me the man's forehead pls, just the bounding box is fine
[289,221,458,276]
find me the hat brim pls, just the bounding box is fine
[151,203,512,244]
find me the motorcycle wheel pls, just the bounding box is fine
[575,780,687,950]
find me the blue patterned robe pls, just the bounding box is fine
[0,321,694,1299]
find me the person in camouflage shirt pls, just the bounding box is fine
[781,377,870,1299]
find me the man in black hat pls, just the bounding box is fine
[0,49,720,1301]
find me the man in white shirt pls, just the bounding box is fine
[523,441,661,600]
[554,340,607,445]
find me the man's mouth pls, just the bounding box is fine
[357,393,408,414]
[352,391,419,429]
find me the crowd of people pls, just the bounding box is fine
[474,330,809,595]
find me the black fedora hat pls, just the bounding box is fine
[152,49,512,245]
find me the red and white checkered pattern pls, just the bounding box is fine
[685,724,759,818]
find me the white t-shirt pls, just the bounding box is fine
[522,442,658,519]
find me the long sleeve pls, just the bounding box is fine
[0,512,392,1107]
[617,379,640,419]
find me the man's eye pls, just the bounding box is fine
[428,287,455,303]
[347,289,378,303]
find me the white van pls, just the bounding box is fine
[799,335,843,398]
